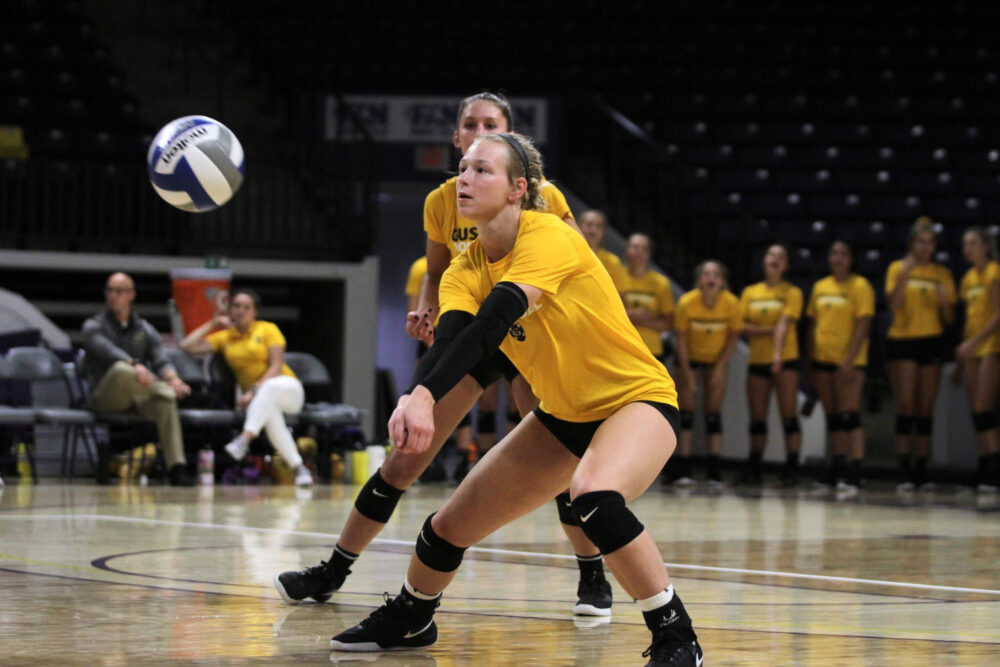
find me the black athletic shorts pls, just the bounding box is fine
[469,349,519,389]
[534,401,680,459]
[885,336,945,366]
[811,361,865,373]
[748,359,800,378]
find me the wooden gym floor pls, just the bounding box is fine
[0,480,998,665]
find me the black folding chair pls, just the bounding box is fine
[0,355,39,482]
[163,348,238,460]
[3,346,98,479]
[284,351,363,479]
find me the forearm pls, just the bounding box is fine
[82,326,130,364]
[966,314,1000,350]
[743,322,774,336]
[772,317,790,358]
[416,271,442,313]
[180,320,217,353]
[843,317,872,365]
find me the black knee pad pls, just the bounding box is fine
[895,415,915,435]
[555,492,577,526]
[478,411,496,434]
[705,412,722,435]
[827,416,843,433]
[749,420,768,436]
[839,411,861,431]
[782,416,801,435]
[415,513,467,573]
[571,491,644,555]
[457,411,472,429]
[680,410,694,430]
[973,411,999,432]
[915,416,933,436]
[354,468,405,523]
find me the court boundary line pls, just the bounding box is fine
[4,512,1000,597]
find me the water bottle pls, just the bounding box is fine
[198,448,215,485]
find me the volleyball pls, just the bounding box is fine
[146,115,245,213]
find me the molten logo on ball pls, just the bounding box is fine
[147,115,245,213]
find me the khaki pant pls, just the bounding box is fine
[90,361,185,467]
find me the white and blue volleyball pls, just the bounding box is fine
[147,115,244,213]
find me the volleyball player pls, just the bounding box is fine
[329,132,703,666]
[672,261,742,487]
[953,228,1000,491]
[805,241,875,491]
[885,219,956,491]
[276,94,612,618]
[620,233,675,364]
[738,245,803,486]
[579,209,627,288]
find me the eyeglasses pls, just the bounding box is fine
[104,287,133,295]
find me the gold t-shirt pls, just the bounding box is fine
[439,210,677,422]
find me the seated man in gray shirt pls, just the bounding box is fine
[82,272,194,486]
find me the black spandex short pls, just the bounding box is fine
[469,350,519,389]
[748,360,800,378]
[689,361,712,370]
[533,402,680,459]
[811,361,865,373]
[885,336,945,366]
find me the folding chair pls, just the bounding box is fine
[3,346,97,479]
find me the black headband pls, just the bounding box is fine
[497,133,530,181]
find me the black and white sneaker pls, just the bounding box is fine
[330,592,438,652]
[643,633,704,666]
[274,559,348,604]
[573,577,612,616]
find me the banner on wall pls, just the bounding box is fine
[325,95,549,144]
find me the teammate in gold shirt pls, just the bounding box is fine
[953,228,1000,491]
[885,219,956,490]
[579,209,627,289]
[738,245,803,486]
[672,261,742,486]
[806,241,875,491]
[620,233,675,360]
[329,134,703,664]
[277,94,608,619]
[418,94,576,459]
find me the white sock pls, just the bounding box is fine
[404,578,442,601]
[637,584,674,612]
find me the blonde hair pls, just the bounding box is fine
[908,217,937,248]
[478,132,545,210]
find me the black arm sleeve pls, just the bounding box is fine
[408,282,528,400]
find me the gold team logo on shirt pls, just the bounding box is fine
[691,321,722,334]
[907,277,937,294]
[817,294,847,309]
[966,285,984,302]
[750,298,784,316]
[509,322,526,342]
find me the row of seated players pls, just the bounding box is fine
[409,212,999,492]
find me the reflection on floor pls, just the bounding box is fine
[1,480,998,665]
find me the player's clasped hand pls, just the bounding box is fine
[405,308,436,346]
[388,387,436,454]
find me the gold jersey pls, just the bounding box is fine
[405,256,427,298]
[740,281,802,364]
[207,320,296,391]
[619,268,675,356]
[439,210,677,421]
[806,274,875,366]
[960,261,1000,357]
[675,289,742,364]
[885,260,956,339]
